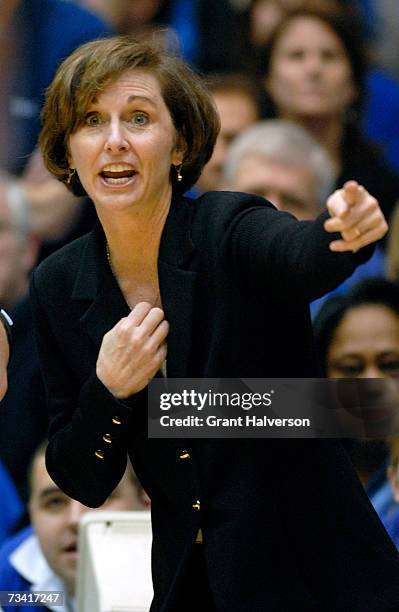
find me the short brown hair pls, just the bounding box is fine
[40,35,220,196]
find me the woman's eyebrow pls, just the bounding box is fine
[127,95,157,108]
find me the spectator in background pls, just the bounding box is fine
[196,73,261,193]
[0,182,43,497]
[249,0,355,50]
[0,180,38,311]
[0,442,149,612]
[260,6,399,224]
[248,0,399,173]
[0,170,45,493]
[313,278,399,519]
[77,0,192,59]
[0,291,47,498]
[0,0,111,244]
[223,119,334,219]
[0,206,42,496]
[78,0,249,72]
[0,0,113,494]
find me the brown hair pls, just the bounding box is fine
[40,35,220,196]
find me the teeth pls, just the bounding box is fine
[103,176,132,185]
[102,164,134,172]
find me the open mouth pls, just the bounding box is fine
[63,542,78,555]
[100,163,136,185]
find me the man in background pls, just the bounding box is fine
[196,73,261,193]
[223,119,334,220]
[0,443,149,612]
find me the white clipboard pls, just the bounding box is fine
[77,511,153,612]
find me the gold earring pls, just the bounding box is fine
[175,164,183,182]
[66,168,76,185]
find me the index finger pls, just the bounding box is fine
[343,180,361,208]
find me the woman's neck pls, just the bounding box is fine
[282,113,344,176]
[100,194,171,280]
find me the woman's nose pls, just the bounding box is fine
[304,53,323,75]
[358,364,386,379]
[105,122,130,153]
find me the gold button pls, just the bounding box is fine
[103,433,112,444]
[112,416,122,425]
[192,500,201,511]
[95,450,105,460]
[179,450,190,459]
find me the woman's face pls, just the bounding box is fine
[265,16,357,120]
[67,70,183,215]
[327,304,399,379]
[328,304,399,435]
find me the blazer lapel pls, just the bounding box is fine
[158,196,197,378]
[72,223,130,351]
[71,197,197,377]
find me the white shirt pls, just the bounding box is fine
[8,533,76,612]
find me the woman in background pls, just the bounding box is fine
[260,5,399,223]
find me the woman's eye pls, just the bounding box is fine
[131,112,149,127]
[379,359,399,375]
[85,113,102,127]
[334,363,363,377]
[286,49,305,61]
[321,49,339,62]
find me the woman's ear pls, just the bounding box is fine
[66,140,75,170]
[172,134,187,166]
[66,153,74,170]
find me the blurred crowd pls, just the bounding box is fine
[1,0,399,608]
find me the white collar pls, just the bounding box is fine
[10,533,76,612]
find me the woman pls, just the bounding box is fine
[313,278,399,500]
[314,277,399,435]
[260,6,399,223]
[31,36,399,611]
[314,278,399,381]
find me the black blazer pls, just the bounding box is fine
[30,192,399,611]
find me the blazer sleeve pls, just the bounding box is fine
[221,200,373,302]
[30,272,138,508]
